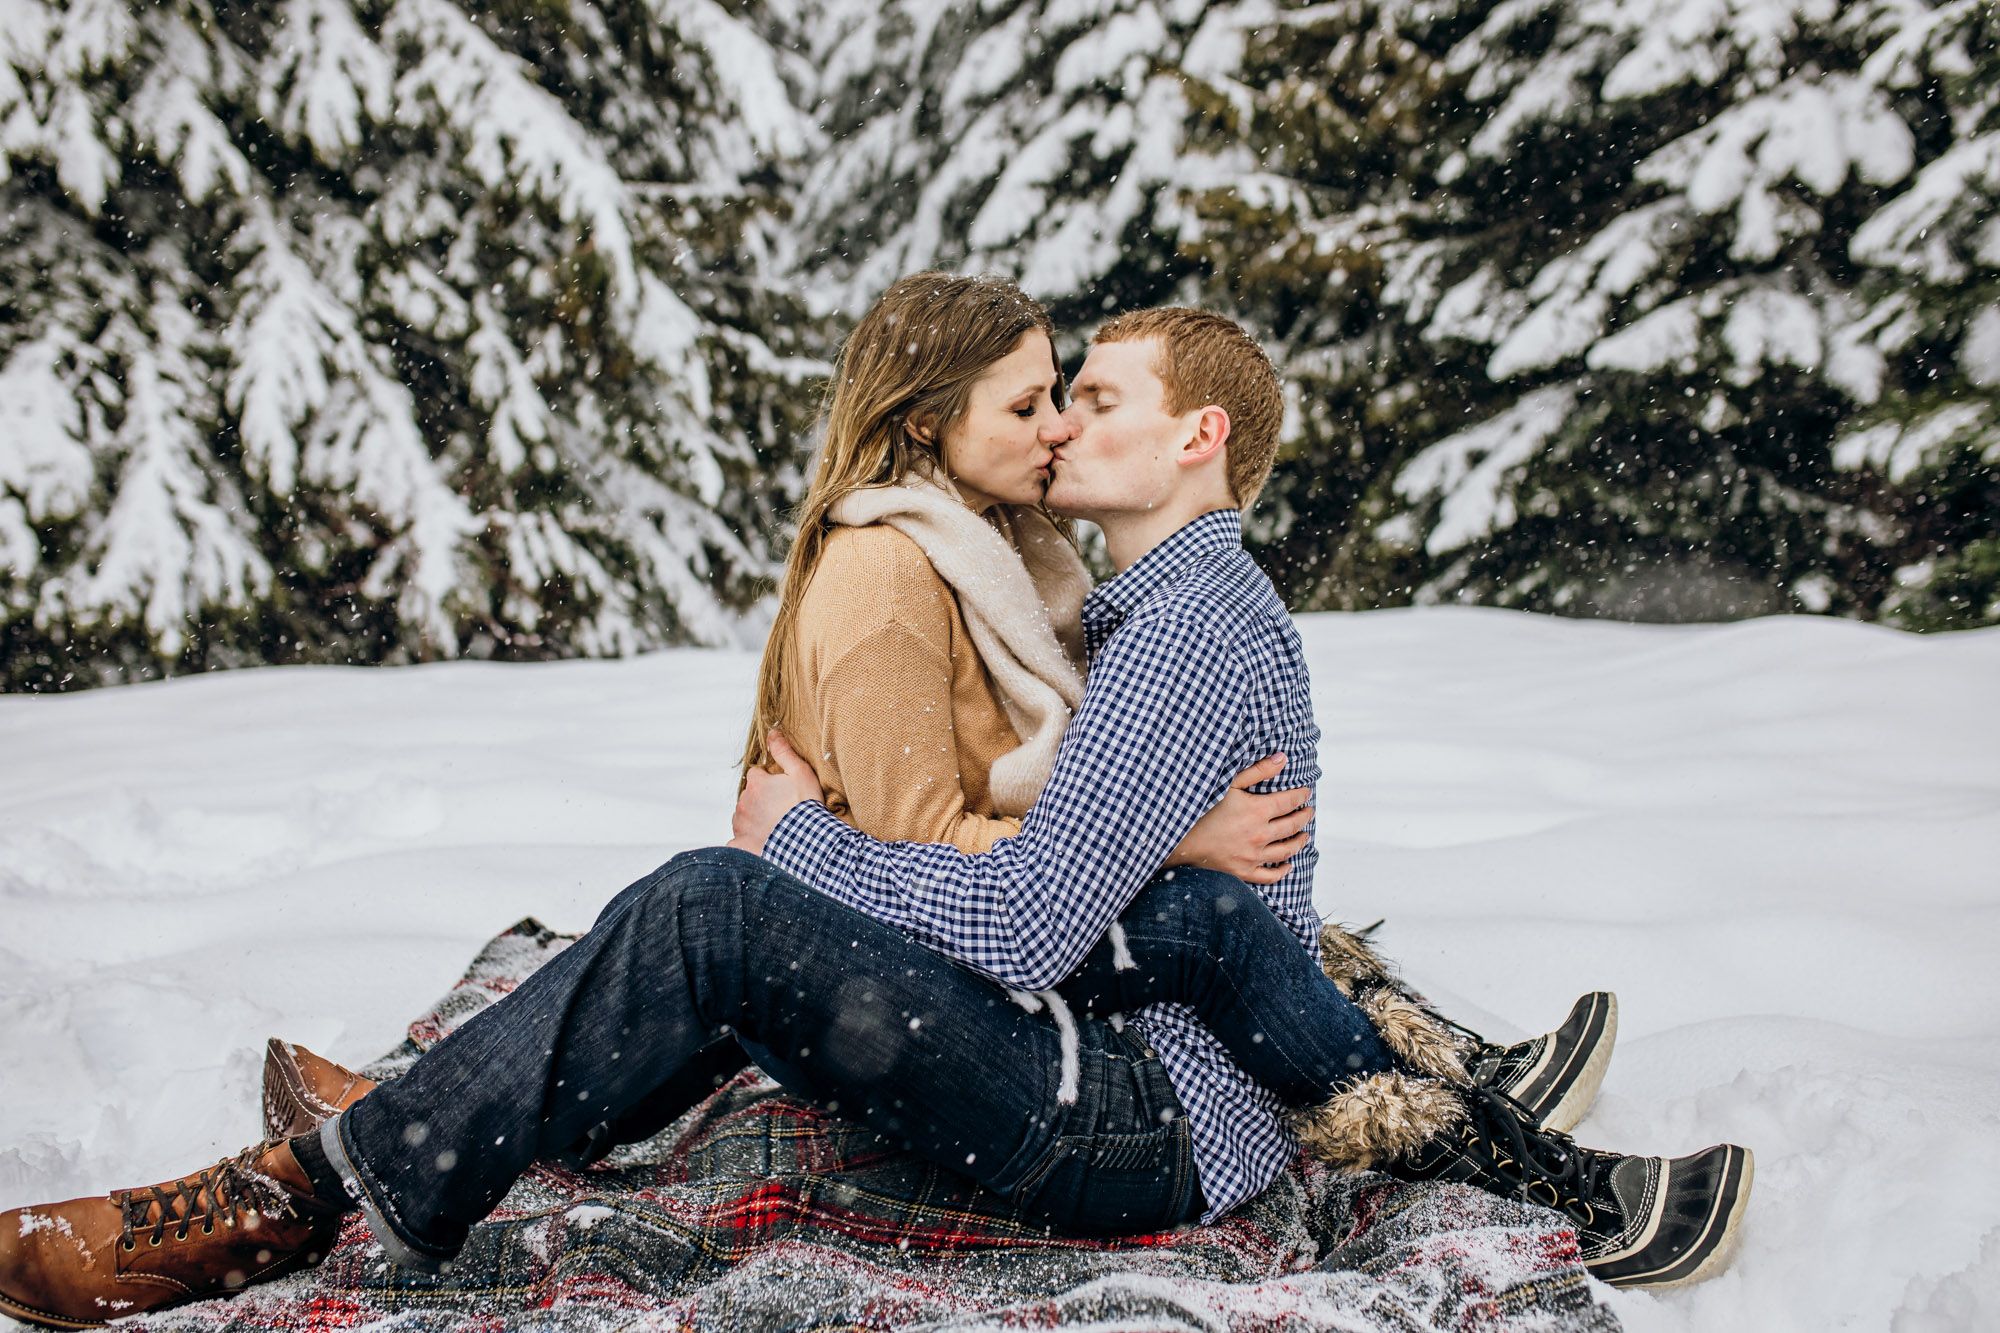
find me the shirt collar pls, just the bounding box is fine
[1082,509,1243,657]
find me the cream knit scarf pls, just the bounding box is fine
[828,473,1090,815]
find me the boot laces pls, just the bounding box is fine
[1458,1086,1608,1227]
[116,1142,302,1249]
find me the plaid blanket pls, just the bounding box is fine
[133,919,1621,1333]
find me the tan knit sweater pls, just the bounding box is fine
[782,524,1025,853]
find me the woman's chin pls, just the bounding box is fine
[998,482,1051,507]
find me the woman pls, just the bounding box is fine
[262,272,1302,1153]
[269,274,1590,1153]
[723,274,1615,1155]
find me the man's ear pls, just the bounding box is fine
[1177,404,1231,468]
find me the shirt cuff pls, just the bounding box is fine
[762,800,858,888]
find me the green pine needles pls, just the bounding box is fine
[3,1,1996,691]
[1186,0,2000,627]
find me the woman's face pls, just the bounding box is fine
[938,330,1072,513]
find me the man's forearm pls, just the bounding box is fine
[761,615,1248,989]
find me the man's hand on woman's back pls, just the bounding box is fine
[729,732,825,856]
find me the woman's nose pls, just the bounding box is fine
[1040,412,1078,444]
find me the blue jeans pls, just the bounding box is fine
[1052,868,1395,1104]
[590,865,1397,1149]
[331,850,1392,1263]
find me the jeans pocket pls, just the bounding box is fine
[1011,1123,1191,1236]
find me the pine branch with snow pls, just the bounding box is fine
[1,0,823,690]
[1191,0,1999,626]
[786,0,1268,323]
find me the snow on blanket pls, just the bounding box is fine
[124,919,1618,1333]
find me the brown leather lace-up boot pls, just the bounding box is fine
[262,1039,376,1141]
[0,1139,347,1329]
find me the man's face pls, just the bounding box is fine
[1044,338,1189,521]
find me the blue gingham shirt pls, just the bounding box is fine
[764,509,1322,1221]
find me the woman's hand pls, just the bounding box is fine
[729,731,827,856]
[1166,753,1313,885]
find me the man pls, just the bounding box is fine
[0,310,1749,1330]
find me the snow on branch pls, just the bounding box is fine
[0,332,94,582]
[258,0,396,165]
[1850,131,2000,284]
[466,293,552,477]
[646,0,810,159]
[126,15,255,205]
[1601,0,1840,100]
[1832,404,1993,483]
[385,0,638,302]
[43,302,270,657]
[1487,201,1685,380]
[1394,386,1577,555]
[1636,73,1913,262]
[1021,75,1191,296]
[0,333,94,529]
[224,206,480,649]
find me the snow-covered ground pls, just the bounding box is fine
[2,608,1997,1333]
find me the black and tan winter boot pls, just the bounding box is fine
[1296,925,1747,1288]
[1463,992,1617,1133]
[1316,922,1617,1132]
[0,1139,348,1329]
[1390,1085,1754,1289]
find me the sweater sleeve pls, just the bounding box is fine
[814,621,1023,854]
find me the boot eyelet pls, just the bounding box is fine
[203,1222,215,1235]
[121,1239,136,1252]
[149,1235,162,1248]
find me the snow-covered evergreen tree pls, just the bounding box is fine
[1,0,822,689]
[1189,0,2000,625]
[786,0,1270,327]
[9,0,1997,693]
[1840,0,2000,629]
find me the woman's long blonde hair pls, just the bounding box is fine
[741,272,1061,776]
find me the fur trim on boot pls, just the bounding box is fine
[1289,1071,1466,1172]
[1292,922,1479,1171]
[1360,991,1470,1083]
[1315,922,1395,998]
[1317,922,1473,1081]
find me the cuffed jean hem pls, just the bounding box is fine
[323,1113,460,1272]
